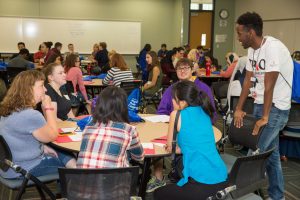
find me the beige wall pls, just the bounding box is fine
[213,0,235,67]
[0,0,189,70]
[234,0,300,55]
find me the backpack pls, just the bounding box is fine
[127,88,143,122]
[292,60,300,103]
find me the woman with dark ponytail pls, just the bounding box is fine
[154,80,228,200]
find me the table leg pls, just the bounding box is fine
[138,157,151,199]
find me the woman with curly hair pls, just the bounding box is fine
[0,70,76,179]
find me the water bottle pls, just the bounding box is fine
[87,64,91,75]
[206,61,211,76]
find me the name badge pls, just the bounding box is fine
[250,77,256,82]
[64,95,70,100]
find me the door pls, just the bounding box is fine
[189,11,213,49]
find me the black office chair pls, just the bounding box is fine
[211,81,230,116]
[58,166,140,200]
[208,148,273,200]
[141,87,163,113]
[0,135,57,200]
[120,80,142,96]
[6,67,27,84]
[280,102,300,159]
[65,81,89,116]
[218,96,254,152]
[209,116,270,200]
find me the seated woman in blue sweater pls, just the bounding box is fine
[154,80,228,200]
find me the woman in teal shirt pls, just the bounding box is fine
[154,80,228,200]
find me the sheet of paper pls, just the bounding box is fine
[142,143,155,155]
[142,115,170,123]
[142,142,154,149]
[69,134,82,142]
[153,142,165,147]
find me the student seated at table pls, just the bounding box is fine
[89,43,100,61]
[34,44,46,63]
[154,80,228,200]
[42,63,74,121]
[0,70,76,179]
[77,86,144,168]
[102,53,134,87]
[95,42,109,73]
[44,53,63,67]
[143,51,163,97]
[157,58,216,120]
[11,42,34,62]
[65,54,90,104]
[146,58,217,193]
[7,48,35,70]
[220,52,239,78]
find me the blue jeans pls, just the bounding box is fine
[252,104,289,200]
[29,150,74,177]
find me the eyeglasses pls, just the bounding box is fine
[75,60,80,63]
[176,66,191,72]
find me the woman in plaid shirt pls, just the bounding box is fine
[77,86,144,168]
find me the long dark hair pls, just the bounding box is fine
[65,54,79,73]
[147,51,160,72]
[93,86,129,124]
[171,80,214,120]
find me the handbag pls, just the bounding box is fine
[168,110,184,183]
[69,91,85,107]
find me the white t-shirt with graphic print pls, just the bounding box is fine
[246,36,294,110]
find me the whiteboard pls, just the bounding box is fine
[0,17,141,54]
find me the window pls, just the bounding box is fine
[201,34,206,46]
[202,3,213,10]
[190,3,200,10]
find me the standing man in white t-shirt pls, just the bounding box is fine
[234,12,293,200]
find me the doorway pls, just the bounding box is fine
[189,11,213,49]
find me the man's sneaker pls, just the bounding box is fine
[146,176,166,193]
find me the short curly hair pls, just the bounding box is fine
[237,12,263,37]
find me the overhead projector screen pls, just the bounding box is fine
[0,17,141,54]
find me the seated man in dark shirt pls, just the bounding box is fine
[11,42,34,62]
[7,48,35,70]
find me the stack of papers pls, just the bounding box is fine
[56,127,83,143]
[142,115,170,123]
[142,143,155,155]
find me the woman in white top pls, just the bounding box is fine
[103,53,134,87]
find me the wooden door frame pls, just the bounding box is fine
[187,0,215,55]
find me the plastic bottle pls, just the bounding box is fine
[205,61,211,76]
[87,64,91,75]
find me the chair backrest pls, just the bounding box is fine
[0,135,13,172]
[65,80,75,94]
[211,81,230,100]
[228,115,265,151]
[287,102,300,126]
[6,67,26,83]
[120,80,142,96]
[230,96,254,114]
[227,148,274,199]
[58,166,139,200]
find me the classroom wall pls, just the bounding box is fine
[0,0,189,70]
[213,0,235,67]
[234,0,300,56]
